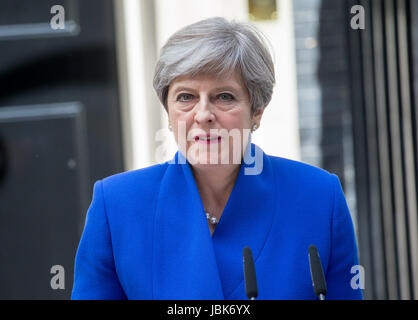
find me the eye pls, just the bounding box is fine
[218,93,234,102]
[177,93,194,102]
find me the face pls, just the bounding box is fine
[167,69,264,169]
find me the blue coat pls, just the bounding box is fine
[71,143,363,300]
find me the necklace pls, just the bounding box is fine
[206,212,219,225]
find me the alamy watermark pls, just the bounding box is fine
[50,5,65,30]
[50,265,65,290]
[350,264,365,290]
[351,5,365,30]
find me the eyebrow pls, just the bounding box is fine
[171,85,242,96]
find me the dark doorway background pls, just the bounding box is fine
[347,0,418,300]
[0,0,124,299]
[293,0,418,299]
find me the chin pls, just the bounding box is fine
[182,138,246,166]
[188,149,243,167]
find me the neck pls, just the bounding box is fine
[191,163,241,214]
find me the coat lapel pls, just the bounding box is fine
[152,143,276,299]
[211,143,276,298]
[153,151,224,299]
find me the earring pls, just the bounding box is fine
[168,123,173,131]
[252,124,258,132]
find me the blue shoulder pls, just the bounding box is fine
[267,154,334,182]
[100,161,169,200]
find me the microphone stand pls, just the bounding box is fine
[308,244,327,301]
[243,246,258,300]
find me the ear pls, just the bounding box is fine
[252,107,265,126]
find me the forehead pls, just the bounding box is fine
[169,69,247,93]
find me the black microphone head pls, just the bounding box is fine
[243,246,258,299]
[308,244,327,297]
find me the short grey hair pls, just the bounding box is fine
[153,17,276,114]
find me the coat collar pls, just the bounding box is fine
[152,143,277,299]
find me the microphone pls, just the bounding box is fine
[243,246,258,300]
[308,244,327,300]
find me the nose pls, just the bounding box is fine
[194,96,215,124]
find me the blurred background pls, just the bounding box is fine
[0,0,417,300]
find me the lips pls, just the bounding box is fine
[194,134,222,144]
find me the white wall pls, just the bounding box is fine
[114,0,163,170]
[249,0,300,161]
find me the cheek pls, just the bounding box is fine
[171,113,194,142]
[221,113,252,130]
[170,109,192,126]
[221,113,252,147]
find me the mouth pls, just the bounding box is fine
[194,134,222,144]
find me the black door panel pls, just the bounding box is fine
[0,0,123,299]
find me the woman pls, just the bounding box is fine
[72,17,363,300]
